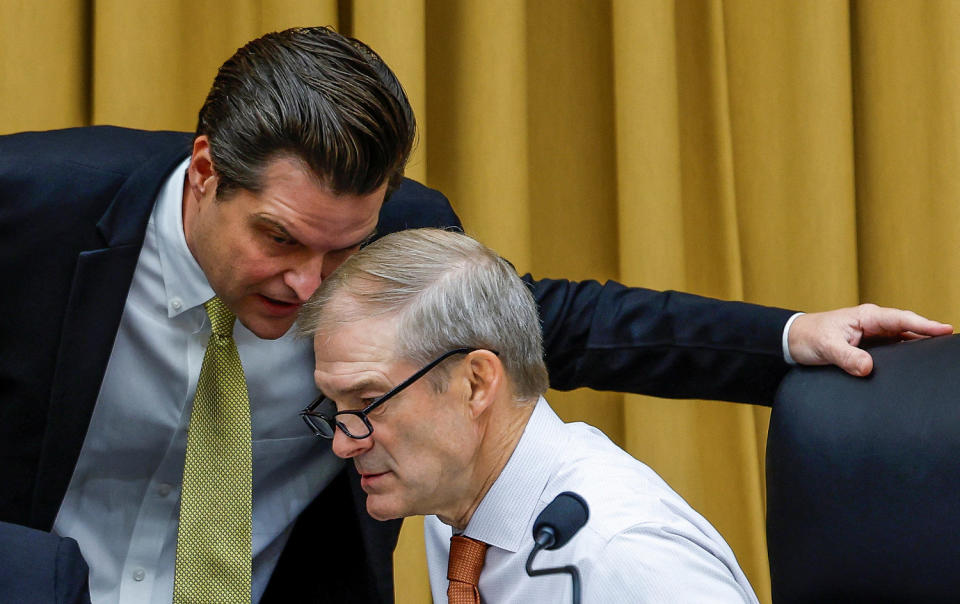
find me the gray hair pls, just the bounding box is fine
[298,229,549,400]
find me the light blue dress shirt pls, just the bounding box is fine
[425,398,759,603]
[53,159,343,603]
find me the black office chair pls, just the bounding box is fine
[766,334,960,603]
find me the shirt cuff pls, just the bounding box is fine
[781,312,805,365]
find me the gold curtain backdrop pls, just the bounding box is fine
[4,1,958,602]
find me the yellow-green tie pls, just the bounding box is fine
[173,297,252,603]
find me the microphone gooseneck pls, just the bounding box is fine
[525,492,589,604]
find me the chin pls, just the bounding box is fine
[239,315,295,340]
[365,500,408,522]
[365,506,404,522]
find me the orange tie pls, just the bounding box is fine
[447,535,489,604]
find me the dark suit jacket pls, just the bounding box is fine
[0,126,793,602]
[0,521,91,604]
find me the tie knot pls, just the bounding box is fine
[447,535,488,586]
[204,297,236,337]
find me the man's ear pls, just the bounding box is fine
[187,135,217,201]
[464,350,503,419]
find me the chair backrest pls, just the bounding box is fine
[766,334,960,603]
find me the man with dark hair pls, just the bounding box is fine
[0,25,949,604]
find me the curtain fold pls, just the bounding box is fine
[425,0,532,267]
[1,0,89,132]
[4,2,958,602]
[90,0,339,129]
[854,1,960,320]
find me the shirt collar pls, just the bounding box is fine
[462,397,567,552]
[154,157,215,318]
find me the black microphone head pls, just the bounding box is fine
[532,491,589,550]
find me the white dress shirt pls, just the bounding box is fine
[424,398,759,603]
[53,159,343,603]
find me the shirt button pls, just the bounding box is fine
[157,483,172,497]
[170,297,183,311]
[133,568,146,581]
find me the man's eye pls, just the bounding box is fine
[367,400,393,417]
[270,232,297,246]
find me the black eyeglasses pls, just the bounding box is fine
[300,347,496,440]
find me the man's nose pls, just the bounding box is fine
[284,254,326,301]
[331,428,373,459]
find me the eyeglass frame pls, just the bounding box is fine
[300,347,498,440]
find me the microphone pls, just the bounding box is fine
[526,492,589,604]
[533,491,589,549]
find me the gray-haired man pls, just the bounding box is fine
[299,228,760,602]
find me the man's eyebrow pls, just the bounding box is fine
[344,378,385,394]
[325,377,388,400]
[254,215,296,239]
[252,215,376,250]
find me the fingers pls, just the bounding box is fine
[858,304,953,338]
[813,321,874,376]
[786,304,951,377]
[834,346,873,377]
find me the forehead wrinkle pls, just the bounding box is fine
[314,348,397,396]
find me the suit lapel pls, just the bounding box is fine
[262,466,402,603]
[30,144,190,528]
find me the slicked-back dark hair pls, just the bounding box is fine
[196,26,414,199]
